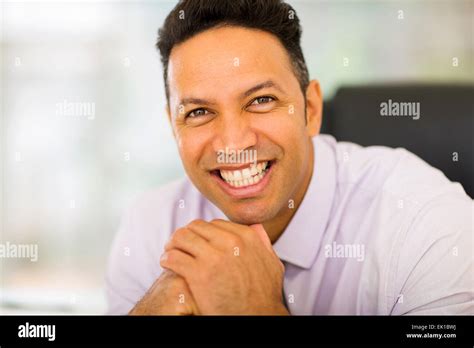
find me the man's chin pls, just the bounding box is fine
[221,204,277,226]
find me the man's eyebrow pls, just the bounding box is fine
[241,80,285,98]
[179,97,217,107]
[177,80,284,110]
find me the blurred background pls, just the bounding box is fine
[0,0,472,314]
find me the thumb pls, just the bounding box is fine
[249,224,272,252]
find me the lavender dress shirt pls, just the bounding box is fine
[106,134,473,315]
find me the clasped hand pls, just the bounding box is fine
[129,219,288,315]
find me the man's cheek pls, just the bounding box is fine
[177,142,198,176]
[263,115,302,139]
[178,142,208,184]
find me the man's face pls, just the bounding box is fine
[167,26,320,225]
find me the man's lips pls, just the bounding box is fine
[210,160,275,199]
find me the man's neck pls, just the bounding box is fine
[263,140,315,244]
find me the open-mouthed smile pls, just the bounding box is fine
[210,160,275,199]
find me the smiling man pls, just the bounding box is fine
[106,0,473,315]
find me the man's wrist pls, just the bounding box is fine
[260,302,290,315]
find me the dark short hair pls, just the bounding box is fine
[156,0,310,103]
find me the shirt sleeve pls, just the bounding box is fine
[390,194,474,315]
[105,208,138,314]
[104,203,163,315]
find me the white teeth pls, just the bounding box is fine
[219,161,270,188]
[233,170,242,180]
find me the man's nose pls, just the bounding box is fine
[211,113,257,153]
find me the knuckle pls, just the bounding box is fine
[226,234,241,248]
[187,219,205,228]
[166,249,178,264]
[172,228,187,242]
[241,227,255,241]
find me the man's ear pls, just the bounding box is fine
[166,104,176,139]
[304,80,323,137]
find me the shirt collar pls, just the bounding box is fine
[272,135,337,269]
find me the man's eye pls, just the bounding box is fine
[250,96,275,105]
[187,108,209,118]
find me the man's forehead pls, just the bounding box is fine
[167,26,294,104]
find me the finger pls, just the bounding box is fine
[160,249,196,280]
[209,219,243,234]
[208,219,259,244]
[212,219,272,250]
[211,219,266,242]
[165,227,213,259]
[249,224,273,252]
[186,219,236,250]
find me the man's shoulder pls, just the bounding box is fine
[319,134,469,203]
[106,177,204,314]
[319,135,472,314]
